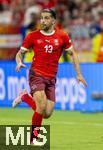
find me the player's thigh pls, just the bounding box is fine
[33,90,47,107]
[45,78,56,103]
[44,79,56,117]
[44,100,55,118]
[28,69,48,111]
[29,69,45,96]
[32,90,47,114]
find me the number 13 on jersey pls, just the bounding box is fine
[44,45,53,53]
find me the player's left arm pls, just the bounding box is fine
[66,47,87,87]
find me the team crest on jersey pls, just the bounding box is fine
[54,39,59,45]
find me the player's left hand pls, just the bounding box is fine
[77,74,87,87]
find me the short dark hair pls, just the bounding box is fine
[41,9,56,19]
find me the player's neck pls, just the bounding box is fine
[40,28,55,36]
[41,26,55,34]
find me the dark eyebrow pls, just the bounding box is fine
[41,14,51,18]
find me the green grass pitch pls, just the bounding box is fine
[0,108,103,150]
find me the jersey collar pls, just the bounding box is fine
[40,30,55,36]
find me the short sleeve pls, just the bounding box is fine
[21,33,34,51]
[63,33,73,51]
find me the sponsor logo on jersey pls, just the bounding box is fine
[45,39,50,43]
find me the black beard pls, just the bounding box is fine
[41,24,52,31]
[43,27,50,31]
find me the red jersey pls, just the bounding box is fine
[21,29,72,78]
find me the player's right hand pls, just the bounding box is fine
[16,62,26,72]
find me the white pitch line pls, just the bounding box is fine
[48,121,103,127]
[0,119,103,127]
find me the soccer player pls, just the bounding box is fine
[12,9,87,145]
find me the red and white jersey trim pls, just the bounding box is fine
[40,30,55,36]
[65,45,73,51]
[20,46,29,52]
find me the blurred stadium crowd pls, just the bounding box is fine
[0,0,103,62]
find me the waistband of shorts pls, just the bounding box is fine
[30,68,56,80]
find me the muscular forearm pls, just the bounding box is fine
[15,50,26,72]
[66,48,87,86]
[70,50,81,75]
[16,51,23,65]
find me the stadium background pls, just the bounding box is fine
[0,0,103,150]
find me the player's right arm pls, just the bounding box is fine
[15,32,33,72]
[15,48,27,72]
